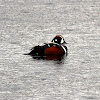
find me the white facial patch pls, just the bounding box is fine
[61,38,64,43]
[55,39,57,41]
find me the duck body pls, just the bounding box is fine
[27,35,68,60]
[29,43,67,56]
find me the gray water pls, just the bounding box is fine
[0,0,100,100]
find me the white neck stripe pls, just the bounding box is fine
[61,45,67,54]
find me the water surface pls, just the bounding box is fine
[0,0,100,100]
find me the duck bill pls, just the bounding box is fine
[63,41,67,44]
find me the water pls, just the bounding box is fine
[0,0,100,100]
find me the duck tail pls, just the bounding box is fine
[23,53,30,55]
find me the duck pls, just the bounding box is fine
[27,35,68,60]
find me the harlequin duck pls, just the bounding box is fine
[27,35,67,60]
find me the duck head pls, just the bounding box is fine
[51,35,66,44]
